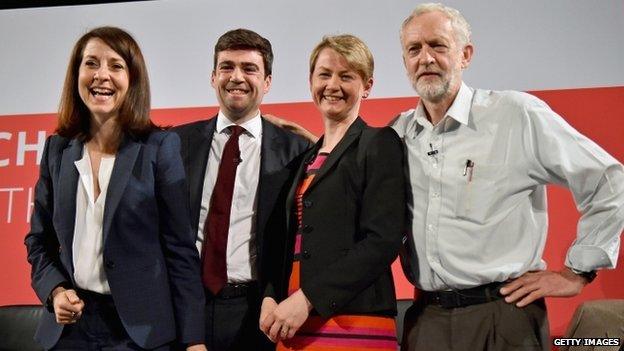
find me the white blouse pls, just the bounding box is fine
[72,148,115,294]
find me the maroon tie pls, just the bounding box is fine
[202,125,244,295]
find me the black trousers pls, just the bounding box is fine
[204,287,274,351]
[401,297,550,351]
[52,290,171,351]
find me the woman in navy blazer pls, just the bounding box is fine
[260,35,406,350]
[25,27,205,350]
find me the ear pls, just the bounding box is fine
[263,74,272,94]
[362,77,374,98]
[460,43,474,69]
[210,70,216,89]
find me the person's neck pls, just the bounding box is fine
[422,85,460,126]
[88,117,120,154]
[320,113,358,153]
[222,109,259,125]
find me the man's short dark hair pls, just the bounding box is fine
[213,28,273,76]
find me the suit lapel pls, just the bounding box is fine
[186,117,216,234]
[305,117,366,194]
[56,139,83,271]
[102,135,141,244]
[256,119,285,256]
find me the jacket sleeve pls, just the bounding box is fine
[24,136,70,308]
[302,127,406,317]
[155,132,205,344]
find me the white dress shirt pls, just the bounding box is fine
[392,82,624,291]
[197,111,262,283]
[72,148,115,294]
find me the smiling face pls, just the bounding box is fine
[401,11,472,103]
[77,38,129,123]
[211,49,272,123]
[310,48,372,123]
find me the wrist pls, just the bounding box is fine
[297,289,313,312]
[566,267,597,284]
[46,284,69,313]
[51,286,67,299]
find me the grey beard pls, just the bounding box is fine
[413,78,450,103]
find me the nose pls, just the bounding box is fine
[93,66,110,81]
[326,74,340,90]
[418,46,435,65]
[230,67,244,82]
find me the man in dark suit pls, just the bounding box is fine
[173,28,309,351]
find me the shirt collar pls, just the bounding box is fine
[408,81,474,134]
[216,110,262,138]
[445,81,473,126]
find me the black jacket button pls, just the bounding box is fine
[105,260,115,269]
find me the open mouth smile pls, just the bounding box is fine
[89,87,115,101]
[226,87,249,95]
[90,87,114,96]
[323,95,344,102]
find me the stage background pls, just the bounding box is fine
[1,0,622,337]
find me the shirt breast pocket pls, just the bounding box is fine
[454,164,507,224]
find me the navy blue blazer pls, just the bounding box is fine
[25,131,205,349]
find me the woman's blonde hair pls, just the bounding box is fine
[309,34,374,82]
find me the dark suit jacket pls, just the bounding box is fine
[172,116,310,290]
[25,131,205,350]
[266,117,406,318]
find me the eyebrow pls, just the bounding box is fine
[218,60,260,69]
[82,54,124,62]
[315,65,354,74]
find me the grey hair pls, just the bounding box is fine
[400,3,472,46]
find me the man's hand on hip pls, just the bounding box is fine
[499,268,588,307]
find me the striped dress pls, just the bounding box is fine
[277,153,397,351]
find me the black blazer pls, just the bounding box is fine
[173,116,310,288]
[25,131,205,350]
[266,117,406,318]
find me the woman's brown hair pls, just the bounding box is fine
[56,26,156,140]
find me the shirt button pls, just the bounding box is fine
[303,225,313,233]
[303,200,313,208]
[105,260,115,269]
[330,301,337,309]
[432,163,438,168]
[302,250,311,259]
[432,192,440,198]
[427,224,434,231]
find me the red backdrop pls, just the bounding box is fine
[0,86,622,336]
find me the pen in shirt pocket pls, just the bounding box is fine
[463,159,474,182]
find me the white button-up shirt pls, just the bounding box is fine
[392,82,624,291]
[72,149,115,294]
[196,111,262,283]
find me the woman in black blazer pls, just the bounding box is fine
[260,34,406,350]
[25,27,206,351]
